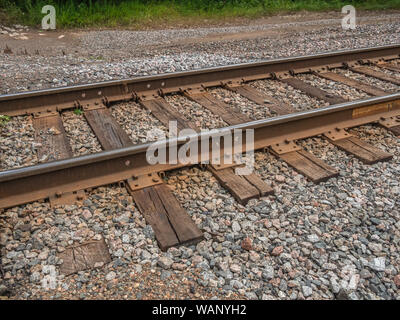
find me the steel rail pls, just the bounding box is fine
[1,93,400,209]
[1,44,399,116]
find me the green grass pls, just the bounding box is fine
[0,115,11,126]
[1,0,400,29]
[73,108,83,115]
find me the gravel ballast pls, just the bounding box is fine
[334,69,399,93]
[164,94,227,130]
[1,12,400,300]
[297,73,370,101]
[110,102,168,144]
[0,116,37,171]
[62,111,102,157]
[250,79,328,112]
[210,88,273,120]
[2,125,400,300]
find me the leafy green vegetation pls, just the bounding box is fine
[0,115,11,126]
[1,0,400,29]
[73,108,83,115]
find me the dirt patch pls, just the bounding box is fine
[0,31,80,56]
[1,10,400,57]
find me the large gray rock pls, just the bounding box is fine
[158,256,174,269]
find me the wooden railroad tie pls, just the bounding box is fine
[224,82,293,116]
[33,111,73,163]
[375,62,400,73]
[138,94,199,131]
[379,116,400,137]
[183,87,250,125]
[182,87,276,203]
[32,111,84,207]
[139,88,275,205]
[84,105,203,251]
[208,163,274,205]
[350,66,400,86]
[279,76,347,105]
[323,129,393,165]
[84,106,133,150]
[316,71,389,97]
[127,177,203,251]
[269,141,339,184]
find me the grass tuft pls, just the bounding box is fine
[73,108,83,115]
[0,115,11,126]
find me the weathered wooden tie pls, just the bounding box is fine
[280,77,347,105]
[33,111,73,162]
[324,129,393,164]
[33,111,78,206]
[183,88,251,125]
[350,66,400,86]
[58,238,111,275]
[224,83,293,115]
[317,71,388,96]
[84,106,133,150]
[84,105,202,251]
[269,141,339,183]
[385,125,400,136]
[209,164,273,205]
[139,95,199,131]
[127,182,203,251]
[183,86,275,203]
[377,62,400,72]
[379,116,400,136]
[138,90,273,208]
[50,105,133,205]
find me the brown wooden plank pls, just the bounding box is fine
[140,97,199,131]
[84,107,133,150]
[130,186,180,251]
[58,249,77,275]
[280,77,347,105]
[327,136,393,165]
[210,166,259,204]
[78,239,111,269]
[129,183,203,251]
[379,117,400,137]
[84,106,189,251]
[276,149,339,183]
[33,113,73,162]
[226,84,293,115]
[184,92,251,125]
[242,172,274,197]
[153,184,203,245]
[317,72,388,96]
[58,238,111,275]
[385,125,400,136]
[209,166,273,204]
[86,103,201,251]
[378,62,400,72]
[73,245,91,271]
[350,66,400,86]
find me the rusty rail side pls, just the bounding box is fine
[1,93,400,209]
[1,44,399,116]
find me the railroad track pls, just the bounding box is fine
[1,44,400,252]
